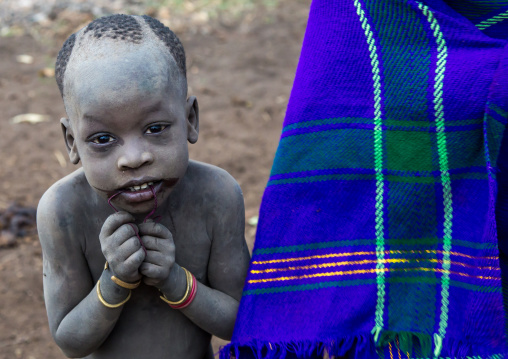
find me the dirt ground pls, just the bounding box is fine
[0,1,310,358]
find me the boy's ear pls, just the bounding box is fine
[60,118,80,164]
[186,96,199,144]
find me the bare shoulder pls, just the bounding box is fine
[185,160,244,212]
[37,168,91,249]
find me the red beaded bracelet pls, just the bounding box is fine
[170,273,197,310]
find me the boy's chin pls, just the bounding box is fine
[117,201,157,216]
[98,187,161,217]
[104,197,159,220]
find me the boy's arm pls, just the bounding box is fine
[37,188,140,358]
[149,171,250,340]
[186,175,250,339]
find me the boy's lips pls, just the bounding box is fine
[113,178,179,204]
[119,181,161,203]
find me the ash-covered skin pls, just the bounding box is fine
[37,15,250,359]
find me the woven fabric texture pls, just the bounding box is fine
[222,0,508,358]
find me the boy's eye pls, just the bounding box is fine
[92,135,114,144]
[145,124,167,134]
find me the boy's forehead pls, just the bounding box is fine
[64,41,184,111]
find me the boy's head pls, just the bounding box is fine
[56,14,187,100]
[57,15,199,215]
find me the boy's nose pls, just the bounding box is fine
[117,150,154,170]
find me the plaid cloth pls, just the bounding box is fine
[222,0,508,358]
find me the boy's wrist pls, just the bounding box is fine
[99,269,131,304]
[104,262,141,290]
[159,264,187,301]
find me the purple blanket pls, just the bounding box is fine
[223,1,508,357]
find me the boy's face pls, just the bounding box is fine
[62,44,198,215]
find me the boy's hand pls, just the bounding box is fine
[99,211,145,283]
[138,221,175,288]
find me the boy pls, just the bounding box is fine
[37,14,250,359]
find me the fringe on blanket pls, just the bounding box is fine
[219,335,374,359]
[219,331,505,359]
[373,330,432,357]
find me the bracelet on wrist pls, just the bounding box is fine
[104,261,141,290]
[160,267,197,309]
[97,279,131,309]
[170,274,197,310]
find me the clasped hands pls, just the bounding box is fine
[99,211,175,289]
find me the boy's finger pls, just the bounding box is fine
[143,276,159,287]
[101,225,137,257]
[100,211,135,238]
[123,247,146,269]
[102,224,138,255]
[143,249,169,267]
[141,235,175,253]
[138,222,172,239]
[111,223,137,241]
[117,235,143,260]
[140,262,165,279]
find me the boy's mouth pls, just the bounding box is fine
[118,180,162,203]
[126,181,154,192]
[111,178,179,204]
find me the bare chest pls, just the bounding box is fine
[88,284,212,359]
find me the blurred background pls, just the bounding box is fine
[0,0,310,357]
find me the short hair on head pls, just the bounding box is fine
[55,14,187,97]
[142,15,186,81]
[84,13,143,43]
[55,33,76,96]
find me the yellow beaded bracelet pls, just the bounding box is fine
[97,279,131,309]
[160,267,192,306]
[104,262,141,290]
